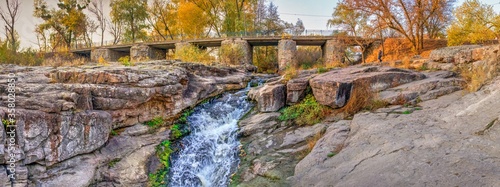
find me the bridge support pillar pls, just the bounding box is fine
[322,39,346,64]
[220,38,253,66]
[278,39,297,72]
[130,44,166,62]
[91,48,128,62]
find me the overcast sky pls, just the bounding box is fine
[0,0,498,49]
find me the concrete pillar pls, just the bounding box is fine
[91,48,128,62]
[278,39,297,72]
[220,38,253,66]
[130,44,166,62]
[322,39,346,64]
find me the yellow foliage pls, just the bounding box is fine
[219,44,245,65]
[459,63,498,92]
[177,1,210,39]
[97,56,109,66]
[175,44,214,64]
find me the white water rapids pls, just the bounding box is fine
[168,86,254,187]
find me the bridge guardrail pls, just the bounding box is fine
[71,30,343,50]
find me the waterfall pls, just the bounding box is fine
[168,86,254,187]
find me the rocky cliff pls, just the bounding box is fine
[0,60,251,186]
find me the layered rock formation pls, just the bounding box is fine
[0,61,251,186]
[293,77,500,186]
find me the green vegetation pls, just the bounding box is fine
[148,140,173,187]
[170,124,183,140]
[118,56,133,66]
[0,40,43,66]
[175,44,214,65]
[145,116,165,128]
[279,94,331,126]
[317,67,328,73]
[401,110,412,115]
[108,158,121,167]
[2,119,15,127]
[327,152,336,158]
[170,109,193,140]
[219,43,245,65]
[110,129,118,136]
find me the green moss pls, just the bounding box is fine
[178,109,193,124]
[170,124,183,140]
[317,67,328,73]
[401,110,412,114]
[110,129,118,136]
[327,152,336,158]
[146,116,165,128]
[108,158,121,167]
[2,119,15,127]
[148,140,173,187]
[279,94,331,126]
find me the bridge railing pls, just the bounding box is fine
[71,29,343,50]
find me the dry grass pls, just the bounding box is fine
[338,80,390,116]
[297,130,325,159]
[338,80,372,116]
[365,38,447,63]
[41,53,87,67]
[402,56,411,69]
[282,65,299,81]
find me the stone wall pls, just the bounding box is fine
[278,39,297,72]
[91,48,129,62]
[130,45,167,62]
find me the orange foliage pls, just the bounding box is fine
[366,38,447,63]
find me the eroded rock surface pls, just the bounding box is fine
[292,77,500,187]
[0,61,251,186]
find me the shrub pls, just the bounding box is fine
[253,46,278,73]
[97,56,109,66]
[219,43,245,65]
[175,44,213,65]
[279,94,332,126]
[282,65,299,81]
[339,80,389,116]
[119,56,133,66]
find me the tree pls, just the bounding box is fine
[110,0,149,43]
[328,0,379,63]
[293,18,305,35]
[88,0,107,46]
[447,0,500,46]
[343,0,455,53]
[108,19,123,45]
[0,0,20,51]
[177,0,209,39]
[265,2,285,35]
[34,0,90,49]
[148,0,177,40]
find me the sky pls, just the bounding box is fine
[1,0,500,49]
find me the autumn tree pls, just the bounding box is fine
[176,0,210,39]
[0,0,20,51]
[328,0,379,63]
[447,0,500,46]
[293,18,305,35]
[88,0,107,46]
[34,0,90,49]
[148,0,177,40]
[110,0,149,43]
[342,0,455,53]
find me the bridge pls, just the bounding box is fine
[71,35,378,71]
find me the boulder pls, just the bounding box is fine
[249,83,286,112]
[377,71,465,104]
[286,72,316,105]
[429,45,481,63]
[310,66,426,108]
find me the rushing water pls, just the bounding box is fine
[168,86,254,187]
